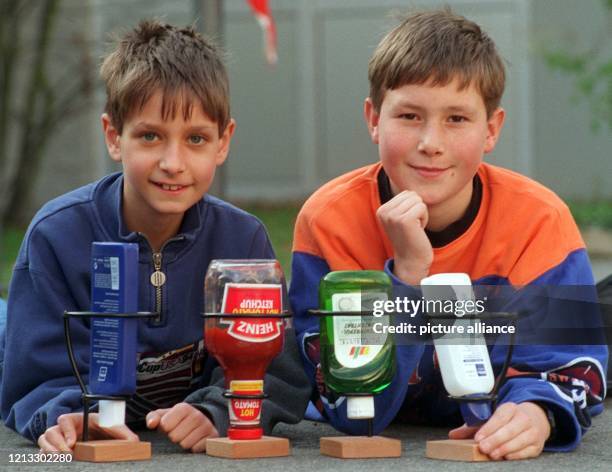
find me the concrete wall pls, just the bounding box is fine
[19,0,612,222]
[223,0,535,200]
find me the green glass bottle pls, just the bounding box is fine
[319,270,396,419]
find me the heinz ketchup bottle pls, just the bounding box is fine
[204,260,287,440]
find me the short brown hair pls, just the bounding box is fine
[368,9,505,117]
[101,19,230,134]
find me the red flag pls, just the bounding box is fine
[247,0,277,65]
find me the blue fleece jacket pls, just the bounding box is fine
[0,173,309,442]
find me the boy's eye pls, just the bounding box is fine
[449,115,467,123]
[188,135,206,145]
[400,113,418,120]
[142,132,158,142]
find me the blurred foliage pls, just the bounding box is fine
[568,200,612,229]
[0,226,25,296]
[0,0,92,226]
[543,0,612,131]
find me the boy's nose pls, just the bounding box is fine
[159,143,186,174]
[417,125,444,157]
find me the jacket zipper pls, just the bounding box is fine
[151,251,166,321]
[147,236,184,323]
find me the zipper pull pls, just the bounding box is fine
[151,252,166,287]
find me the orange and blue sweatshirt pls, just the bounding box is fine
[289,162,607,451]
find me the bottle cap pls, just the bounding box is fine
[421,273,471,286]
[98,400,126,427]
[459,399,492,426]
[347,395,375,419]
[420,273,473,313]
[228,427,263,440]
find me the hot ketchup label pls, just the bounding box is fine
[229,380,263,425]
[221,283,283,342]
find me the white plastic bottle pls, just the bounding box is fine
[420,273,494,397]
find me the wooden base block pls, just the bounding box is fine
[73,440,151,462]
[206,436,290,459]
[320,436,402,458]
[426,439,489,462]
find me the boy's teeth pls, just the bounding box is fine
[161,184,181,190]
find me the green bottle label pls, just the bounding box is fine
[331,292,390,368]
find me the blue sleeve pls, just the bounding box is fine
[247,224,276,260]
[489,249,607,452]
[1,266,86,442]
[289,251,425,435]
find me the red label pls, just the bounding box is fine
[228,380,263,425]
[230,397,262,422]
[221,284,283,342]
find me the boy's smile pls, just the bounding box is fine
[365,78,504,230]
[102,90,235,248]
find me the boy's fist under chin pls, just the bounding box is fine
[448,402,551,460]
[376,190,433,285]
[146,402,218,453]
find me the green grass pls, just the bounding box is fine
[1,226,25,296]
[567,200,612,229]
[0,205,300,296]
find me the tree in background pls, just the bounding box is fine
[544,0,611,131]
[0,0,93,227]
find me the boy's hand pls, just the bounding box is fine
[376,190,433,285]
[448,402,551,460]
[146,402,218,453]
[37,412,138,453]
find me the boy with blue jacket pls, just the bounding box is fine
[290,9,607,460]
[1,20,309,453]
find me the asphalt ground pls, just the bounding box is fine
[1,398,610,471]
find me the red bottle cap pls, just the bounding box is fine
[227,427,263,440]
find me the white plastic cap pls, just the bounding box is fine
[420,273,473,316]
[347,395,374,419]
[421,273,471,287]
[98,400,126,427]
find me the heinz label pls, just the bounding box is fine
[228,380,263,425]
[221,283,283,342]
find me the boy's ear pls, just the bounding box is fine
[215,118,236,166]
[364,98,380,144]
[484,107,506,154]
[101,113,122,162]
